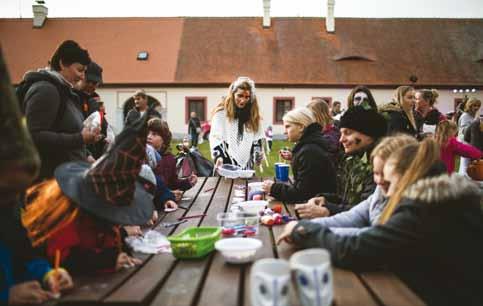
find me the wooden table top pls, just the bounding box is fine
[54,176,426,306]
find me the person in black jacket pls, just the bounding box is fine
[277,139,483,306]
[295,106,387,218]
[21,40,100,181]
[73,61,103,118]
[188,111,201,148]
[464,118,483,151]
[262,107,336,203]
[125,89,161,126]
[379,86,419,138]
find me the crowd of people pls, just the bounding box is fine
[1,38,483,306]
[1,40,200,305]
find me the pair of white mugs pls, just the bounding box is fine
[250,248,333,306]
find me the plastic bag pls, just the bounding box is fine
[125,230,171,254]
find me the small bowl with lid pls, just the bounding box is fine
[215,238,263,264]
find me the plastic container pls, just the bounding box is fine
[168,226,222,259]
[217,212,259,237]
[238,169,255,178]
[230,200,267,215]
[215,238,263,264]
[248,182,264,192]
[217,164,255,179]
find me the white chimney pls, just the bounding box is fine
[263,0,271,28]
[326,0,335,33]
[32,1,48,28]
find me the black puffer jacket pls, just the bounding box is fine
[291,174,483,306]
[22,70,87,180]
[379,102,419,138]
[270,123,337,203]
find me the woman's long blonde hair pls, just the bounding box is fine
[22,179,79,247]
[395,86,417,130]
[212,79,261,132]
[434,120,457,147]
[464,97,481,114]
[378,138,441,224]
[370,134,418,163]
[307,98,333,130]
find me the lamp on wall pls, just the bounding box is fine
[453,88,477,94]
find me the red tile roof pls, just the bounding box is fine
[1,17,482,86]
[0,18,183,84]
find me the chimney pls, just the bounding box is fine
[32,1,48,28]
[326,0,335,33]
[263,0,271,28]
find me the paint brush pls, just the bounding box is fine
[177,214,207,220]
[52,249,61,295]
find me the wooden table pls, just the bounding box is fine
[55,176,426,306]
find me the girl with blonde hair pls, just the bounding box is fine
[307,98,341,159]
[434,120,481,173]
[210,77,264,170]
[262,107,337,202]
[379,86,419,137]
[277,138,483,305]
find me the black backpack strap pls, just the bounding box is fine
[18,76,68,131]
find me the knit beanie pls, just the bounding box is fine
[339,106,387,139]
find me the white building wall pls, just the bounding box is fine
[96,87,482,137]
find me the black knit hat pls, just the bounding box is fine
[340,106,387,139]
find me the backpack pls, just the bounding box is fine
[16,73,68,129]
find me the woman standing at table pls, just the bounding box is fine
[209,77,265,170]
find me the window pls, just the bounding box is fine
[273,97,295,124]
[185,97,207,123]
[311,97,333,106]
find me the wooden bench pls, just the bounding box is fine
[54,176,426,306]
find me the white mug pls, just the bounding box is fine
[290,249,333,306]
[250,258,291,306]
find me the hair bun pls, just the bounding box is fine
[431,89,439,99]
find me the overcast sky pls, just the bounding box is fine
[1,0,483,18]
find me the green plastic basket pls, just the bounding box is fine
[168,226,222,259]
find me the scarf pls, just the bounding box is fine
[234,103,252,141]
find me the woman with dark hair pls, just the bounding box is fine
[20,40,100,180]
[415,89,446,136]
[346,85,378,110]
[210,77,265,170]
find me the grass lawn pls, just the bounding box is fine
[170,139,293,178]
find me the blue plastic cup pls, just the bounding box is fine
[274,163,284,180]
[278,164,290,182]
